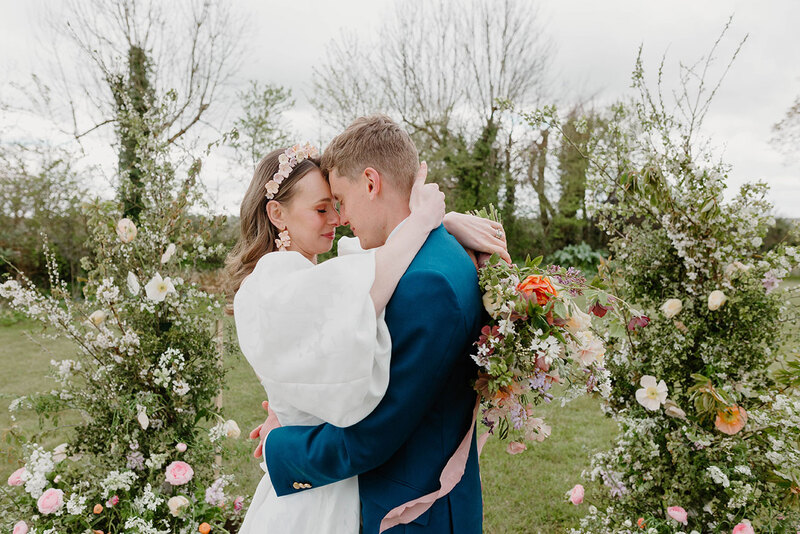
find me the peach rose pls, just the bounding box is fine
[7,467,25,486]
[198,523,211,534]
[516,275,557,307]
[93,503,103,514]
[506,441,527,455]
[37,488,65,515]
[165,461,194,485]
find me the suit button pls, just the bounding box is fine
[292,482,301,489]
[302,483,312,489]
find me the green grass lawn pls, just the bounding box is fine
[0,318,616,533]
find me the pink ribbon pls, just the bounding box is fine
[379,398,487,533]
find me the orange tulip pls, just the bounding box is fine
[715,405,747,435]
[198,523,211,534]
[517,275,557,306]
[93,503,103,514]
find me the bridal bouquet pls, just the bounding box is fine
[470,211,643,453]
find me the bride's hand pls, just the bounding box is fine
[408,162,445,231]
[443,212,512,265]
[250,400,281,459]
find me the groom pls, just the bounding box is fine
[259,115,484,533]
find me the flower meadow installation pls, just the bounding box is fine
[0,101,243,533]
[511,39,800,532]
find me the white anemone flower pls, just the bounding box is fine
[708,290,728,311]
[160,243,176,264]
[660,298,683,319]
[144,273,176,303]
[127,272,141,296]
[635,375,668,411]
[88,310,107,326]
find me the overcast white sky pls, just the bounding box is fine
[1,0,798,216]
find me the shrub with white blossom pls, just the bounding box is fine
[0,96,245,533]
[516,31,800,533]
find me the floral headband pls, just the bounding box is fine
[265,143,320,199]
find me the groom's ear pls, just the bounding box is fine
[363,167,382,200]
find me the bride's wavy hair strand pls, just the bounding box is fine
[224,148,320,308]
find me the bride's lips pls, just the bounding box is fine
[323,232,335,240]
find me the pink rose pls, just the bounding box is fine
[106,494,119,507]
[233,495,244,512]
[506,441,527,455]
[732,523,755,534]
[568,484,585,505]
[7,467,25,486]
[13,521,28,534]
[37,488,65,515]
[176,442,188,452]
[667,506,688,525]
[165,461,194,485]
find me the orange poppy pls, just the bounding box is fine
[715,405,747,435]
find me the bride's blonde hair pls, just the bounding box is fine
[224,148,320,306]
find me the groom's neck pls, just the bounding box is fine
[377,200,411,245]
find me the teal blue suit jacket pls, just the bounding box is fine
[265,225,484,533]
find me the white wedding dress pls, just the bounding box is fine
[233,237,392,534]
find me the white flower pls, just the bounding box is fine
[664,400,686,419]
[565,307,592,334]
[88,310,107,327]
[751,237,762,248]
[52,443,68,463]
[482,290,503,319]
[708,290,727,311]
[172,380,190,396]
[635,375,668,410]
[160,243,176,264]
[116,218,137,243]
[660,298,682,319]
[136,405,150,430]
[224,419,241,439]
[724,261,751,278]
[126,272,140,296]
[144,273,176,303]
[167,495,190,517]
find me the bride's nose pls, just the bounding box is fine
[328,210,341,227]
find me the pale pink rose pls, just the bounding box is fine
[13,521,28,534]
[667,506,688,525]
[176,442,188,452]
[732,523,755,534]
[37,488,65,515]
[568,484,584,505]
[7,467,25,486]
[506,441,527,455]
[233,495,244,512]
[165,461,194,485]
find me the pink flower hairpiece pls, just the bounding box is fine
[265,143,320,199]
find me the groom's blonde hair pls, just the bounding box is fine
[320,115,419,194]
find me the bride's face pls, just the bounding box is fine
[280,169,340,257]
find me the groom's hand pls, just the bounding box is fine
[250,400,282,458]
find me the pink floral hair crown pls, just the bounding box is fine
[265,142,320,199]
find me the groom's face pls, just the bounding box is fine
[329,168,384,250]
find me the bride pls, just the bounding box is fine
[225,143,508,533]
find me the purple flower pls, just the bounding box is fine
[126,451,144,470]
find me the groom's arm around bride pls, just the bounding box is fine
[265,225,484,533]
